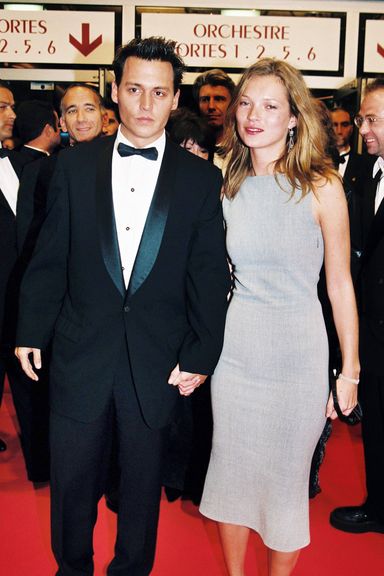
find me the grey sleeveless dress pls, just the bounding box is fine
[200,175,329,552]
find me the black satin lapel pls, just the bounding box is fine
[95,137,125,297]
[0,189,15,216]
[361,177,376,245]
[127,141,175,299]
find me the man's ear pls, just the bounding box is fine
[43,123,52,137]
[171,89,180,112]
[111,82,118,105]
[59,115,67,133]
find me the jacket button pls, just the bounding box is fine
[124,305,130,313]
[378,278,384,285]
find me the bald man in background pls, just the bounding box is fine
[60,83,106,145]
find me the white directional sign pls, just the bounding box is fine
[142,13,342,72]
[363,19,384,74]
[0,10,115,64]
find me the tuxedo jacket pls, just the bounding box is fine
[17,135,231,427]
[342,151,367,201]
[12,145,47,165]
[16,153,57,256]
[0,150,22,345]
[1,148,54,345]
[350,155,384,371]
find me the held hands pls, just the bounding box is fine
[168,364,207,396]
[14,347,42,381]
[326,377,358,420]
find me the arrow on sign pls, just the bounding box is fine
[69,23,102,57]
[378,44,384,58]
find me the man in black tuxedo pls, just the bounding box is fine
[17,86,106,254]
[0,81,17,452]
[3,100,60,481]
[0,91,59,466]
[331,106,365,199]
[330,79,384,534]
[13,87,106,483]
[16,37,230,575]
[14,99,61,163]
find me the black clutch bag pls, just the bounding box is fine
[331,378,363,426]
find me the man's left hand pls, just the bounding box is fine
[168,364,208,396]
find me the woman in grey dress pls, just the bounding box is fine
[200,59,359,576]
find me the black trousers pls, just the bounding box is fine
[0,347,50,481]
[50,342,168,576]
[360,369,384,523]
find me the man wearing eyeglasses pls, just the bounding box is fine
[330,78,384,535]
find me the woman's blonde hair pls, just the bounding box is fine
[221,58,337,200]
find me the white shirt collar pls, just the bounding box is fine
[373,156,384,178]
[339,146,351,156]
[24,144,49,156]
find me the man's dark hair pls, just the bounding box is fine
[0,80,12,92]
[102,97,121,122]
[365,77,384,96]
[331,106,352,122]
[192,69,235,103]
[60,83,103,114]
[113,37,185,92]
[167,107,216,160]
[15,100,57,143]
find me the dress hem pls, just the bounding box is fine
[199,507,310,553]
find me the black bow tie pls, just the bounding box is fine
[117,142,158,161]
[338,152,349,165]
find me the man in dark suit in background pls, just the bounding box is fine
[192,68,234,146]
[14,100,61,163]
[192,69,235,171]
[330,79,384,535]
[12,88,106,483]
[16,37,230,575]
[0,80,17,453]
[59,83,106,146]
[16,86,105,252]
[2,100,61,481]
[331,106,365,199]
[102,98,120,136]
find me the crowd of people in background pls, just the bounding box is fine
[0,35,383,576]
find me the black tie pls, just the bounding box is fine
[338,152,349,165]
[117,142,158,161]
[374,168,382,185]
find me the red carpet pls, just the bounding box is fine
[1,381,384,576]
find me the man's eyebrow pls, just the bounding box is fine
[124,82,169,91]
[65,102,97,110]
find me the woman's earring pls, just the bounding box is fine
[288,127,295,151]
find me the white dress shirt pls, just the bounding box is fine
[112,127,165,288]
[0,155,19,215]
[373,156,384,214]
[337,146,350,179]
